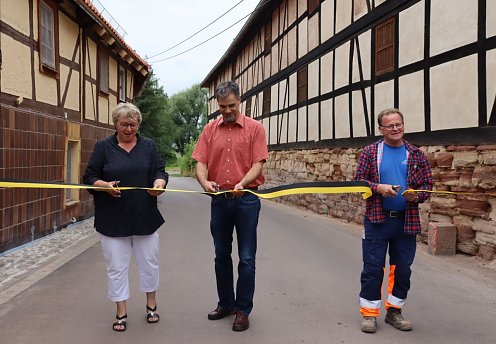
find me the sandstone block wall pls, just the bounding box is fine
[264,145,496,261]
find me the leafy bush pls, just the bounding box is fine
[179,140,197,176]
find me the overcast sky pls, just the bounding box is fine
[99,0,260,96]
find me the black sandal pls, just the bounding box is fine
[146,305,160,323]
[113,314,127,332]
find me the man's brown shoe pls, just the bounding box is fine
[207,307,232,320]
[232,311,249,331]
[385,308,413,331]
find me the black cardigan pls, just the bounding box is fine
[83,134,168,237]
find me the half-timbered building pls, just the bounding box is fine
[0,0,150,252]
[201,0,496,260]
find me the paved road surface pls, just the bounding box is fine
[0,177,495,343]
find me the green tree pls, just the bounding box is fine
[167,84,207,154]
[135,73,177,163]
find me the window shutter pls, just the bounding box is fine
[262,87,271,115]
[297,66,308,103]
[375,18,395,75]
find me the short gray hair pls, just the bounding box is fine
[112,102,142,124]
[377,108,404,126]
[215,81,240,100]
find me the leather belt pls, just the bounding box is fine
[384,210,405,218]
[218,187,258,199]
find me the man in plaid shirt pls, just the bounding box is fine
[354,108,433,333]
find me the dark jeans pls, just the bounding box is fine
[360,216,416,308]
[210,192,261,314]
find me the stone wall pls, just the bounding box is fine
[264,145,496,261]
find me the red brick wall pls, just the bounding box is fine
[0,105,113,252]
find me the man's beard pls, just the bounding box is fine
[223,113,236,123]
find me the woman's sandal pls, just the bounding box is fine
[146,305,160,323]
[113,314,127,332]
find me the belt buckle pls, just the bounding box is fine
[224,191,245,199]
[388,211,401,217]
[224,192,235,199]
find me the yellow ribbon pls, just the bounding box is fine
[0,179,372,199]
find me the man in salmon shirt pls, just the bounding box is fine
[192,81,268,332]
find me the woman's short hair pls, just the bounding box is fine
[215,81,240,100]
[112,102,142,124]
[377,108,404,126]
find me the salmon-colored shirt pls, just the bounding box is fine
[192,114,268,189]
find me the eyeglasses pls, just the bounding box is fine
[380,123,404,131]
[118,122,139,129]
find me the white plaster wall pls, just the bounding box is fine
[84,82,96,120]
[1,0,30,35]
[399,71,425,133]
[257,91,263,116]
[321,0,334,42]
[288,109,297,142]
[308,59,320,99]
[352,31,371,83]
[308,103,319,141]
[99,97,109,124]
[288,0,297,26]
[271,42,279,75]
[1,34,32,99]
[298,18,308,59]
[374,80,395,115]
[298,107,307,141]
[353,0,368,21]
[335,0,352,34]
[271,83,279,112]
[60,65,79,111]
[288,27,298,65]
[488,0,496,37]
[35,56,57,105]
[279,79,288,108]
[289,72,297,106]
[334,94,350,139]
[262,117,269,143]
[280,35,288,70]
[335,42,350,90]
[399,1,424,67]
[487,49,496,124]
[321,51,333,95]
[264,55,271,79]
[430,55,478,130]
[270,115,278,145]
[59,12,79,60]
[308,12,320,52]
[85,40,97,78]
[352,88,370,138]
[430,0,477,56]
[298,0,307,17]
[278,111,288,144]
[321,99,333,140]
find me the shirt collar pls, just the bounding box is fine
[217,113,245,127]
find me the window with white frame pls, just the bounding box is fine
[39,0,56,70]
[119,66,126,101]
[99,49,109,94]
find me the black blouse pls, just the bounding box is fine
[83,134,168,237]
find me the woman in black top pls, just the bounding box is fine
[83,102,168,332]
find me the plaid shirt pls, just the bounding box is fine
[354,139,433,235]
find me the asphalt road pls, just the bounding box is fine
[0,177,495,344]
